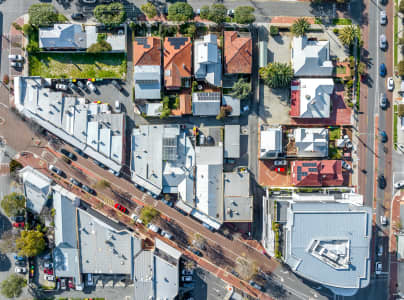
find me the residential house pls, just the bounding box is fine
[291,36,333,77]
[171,93,192,116]
[224,31,252,74]
[163,37,192,90]
[192,92,221,116]
[194,34,222,87]
[259,126,283,159]
[290,78,334,118]
[19,166,52,214]
[287,128,328,157]
[14,77,125,173]
[133,37,162,100]
[291,160,343,186]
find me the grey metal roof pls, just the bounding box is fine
[134,250,154,300]
[194,34,222,87]
[77,209,135,275]
[292,36,333,77]
[284,202,372,290]
[260,126,283,159]
[39,24,87,49]
[134,66,161,100]
[294,127,328,157]
[224,125,240,158]
[192,92,221,116]
[222,95,240,116]
[223,171,252,222]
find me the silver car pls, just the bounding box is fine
[379,93,387,109]
[380,34,387,50]
[380,11,387,25]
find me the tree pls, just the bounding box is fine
[270,25,279,36]
[94,3,126,26]
[184,259,196,271]
[87,40,112,53]
[338,25,359,47]
[259,62,294,88]
[357,61,366,75]
[179,23,197,38]
[0,230,18,254]
[399,60,404,76]
[28,3,59,26]
[12,22,22,31]
[400,0,404,13]
[291,17,310,36]
[192,233,207,250]
[208,4,227,24]
[234,6,255,24]
[168,3,193,22]
[1,193,25,218]
[200,5,210,19]
[141,3,157,19]
[22,24,34,37]
[16,230,46,257]
[0,275,26,299]
[140,206,159,225]
[230,78,251,100]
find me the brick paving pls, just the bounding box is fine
[270,16,316,24]
[258,160,290,187]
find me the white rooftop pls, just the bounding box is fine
[293,127,328,157]
[260,126,283,159]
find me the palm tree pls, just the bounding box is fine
[338,25,359,47]
[291,17,310,36]
[184,259,196,271]
[259,62,294,88]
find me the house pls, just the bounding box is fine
[39,24,126,52]
[192,92,221,116]
[171,93,192,116]
[19,166,52,214]
[14,77,125,173]
[291,160,343,186]
[260,126,283,159]
[288,128,328,157]
[164,37,192,90]
[290,79,334,118]
[224,125,240,158]
[224,31,252,74]
[133,37,162,100]
[194,34,222,87]
[291,36,333,77]
[222,95,240,117]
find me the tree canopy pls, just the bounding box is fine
[28,3,59,26]
[0,275,26,299]
[167,2,194,22]
[16,230,46,257]
[1,193,25,217]
[141,3,157,19]
[338,25,360,47]
[140,206,159,225]
[230,78,251,100]
[234,6,255,24]
[208,4,227,24]
[291,17,310,36]
[200,5,210,19]
[94,3,126,26]
[87,40,112,53]
[259,62,294,88]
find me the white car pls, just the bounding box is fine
[43,262,53,268]
[14,267,26,273]
[341,160,352,171]
[161,230,173,240]
[387,77,394,91]
[181,275,193,282]
[11,62,22,68]
[131,213,138,222]
[114,101,121,113]
[375,262,382,275]
[274,160,287,166]
[395,181,404,189]
[147,223,160,233]
[380,11,387,25]
[82,0,97,3]
[55,84,68,91]
[86,81,97,92]
[378,245,383,257]
[8,54,23,61]
[182,269,194,275]
[44,275,55,281]
[380,215,387,225]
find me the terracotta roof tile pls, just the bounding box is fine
[224,31,252,74]
[133,37,161,66]
[171,93,192,116]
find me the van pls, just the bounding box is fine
[114,101,121,113]
[87,273,93,286]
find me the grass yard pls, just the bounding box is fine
[29,53,126,79]
[329,127,341,141]
[336,65,347,75]
[394,105,398,149]
[332,18,352,25]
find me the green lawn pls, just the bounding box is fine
[329,127,341,141]
[336,65,347,75]
[332,18,352,25]
[329,144,342,159]
[29,53,127,79]
[394,105,398,149]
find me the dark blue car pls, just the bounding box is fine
[380,63,386,77]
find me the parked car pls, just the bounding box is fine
[93,159,107,169]
[44,275,55,281]
[182,269,194,275]
[15,260,26,267]
[161,230,173,240]
[387,77,394,91]
[114,100,122,113]
[108,169,121,177]
[181,276,193,282]
[203,223,215,232]
[60,148,77,160]
[380,130,388,143]
[44,268,53,275]
[86,273,94,286]
[11,62,22,68]
[76,80,85,90]
[111,80,123,92]
[227,9,234,16]
[274,160,287,166]
[397,144,404,152]
[162,199,173,207]
[12,216,24,223]
[15,267,26,273]
[14,255,25,261]
[380,63,387,77]
[13,222,24,228]
[131,213,138,222]
[187,246,202,257]
[375,262,382,275]
[8,54,23,61]
[60,278,67,290]
[380,215,387,225]
[43,262,53,268]
[68,279,74,288]
[82,185,96,195]
[147,223,160,233]
[380,10,387,25]
[378,174,386,189]
[249,280,264,291]
[73,147,87,158]
[341,160,352,171]
[379,93,388,109]
[70,177,82,188]
[86,80,97,92]
[380,34,387,50]
[114,203,128,213]
[69,82,80,93]
[71,13,84,20]
[395,181,404,189]
[378,245,383,257]
[55,83,68,91]
[48,164,65,177]
[81,0,97,3]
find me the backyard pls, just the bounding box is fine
[29,53,127,79]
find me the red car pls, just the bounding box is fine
[114,203,127,213]
[12,222,24,228]
[44,268,53,275]
[68,279,74,289]
[275,167,285,173]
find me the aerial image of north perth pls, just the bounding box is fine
[0,0,402,299]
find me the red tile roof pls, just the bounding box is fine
[133,37,161,66]
[224,31,252,74]
[171,93,192,116]
[163,37,192,89]
[290,80,300,117]
[291,160,343,186]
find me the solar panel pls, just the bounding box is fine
[302,162,317,167]
[302,172,308,176]
[168,37,188,50]
[136,79,157,84]
[196,92,220,101]
[162,137,177,160]
[308,168,317,172]
[297,175,301,181]
[135,37,150,49]
[297,166,302,173]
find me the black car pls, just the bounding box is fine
[83,185,96,195]
[11,215,25,222]
[111,80,123,92]
[69,82,80,93]
[380,130,388,143]
[378,174,386,189]
[73,147,87,158]
[76,81,85,90]
[70,178,82,188]
[71,13,84,20]
[15,260,26,267]
[60,149,77,161]
[93,159,107,169]
[187,246,202,257]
